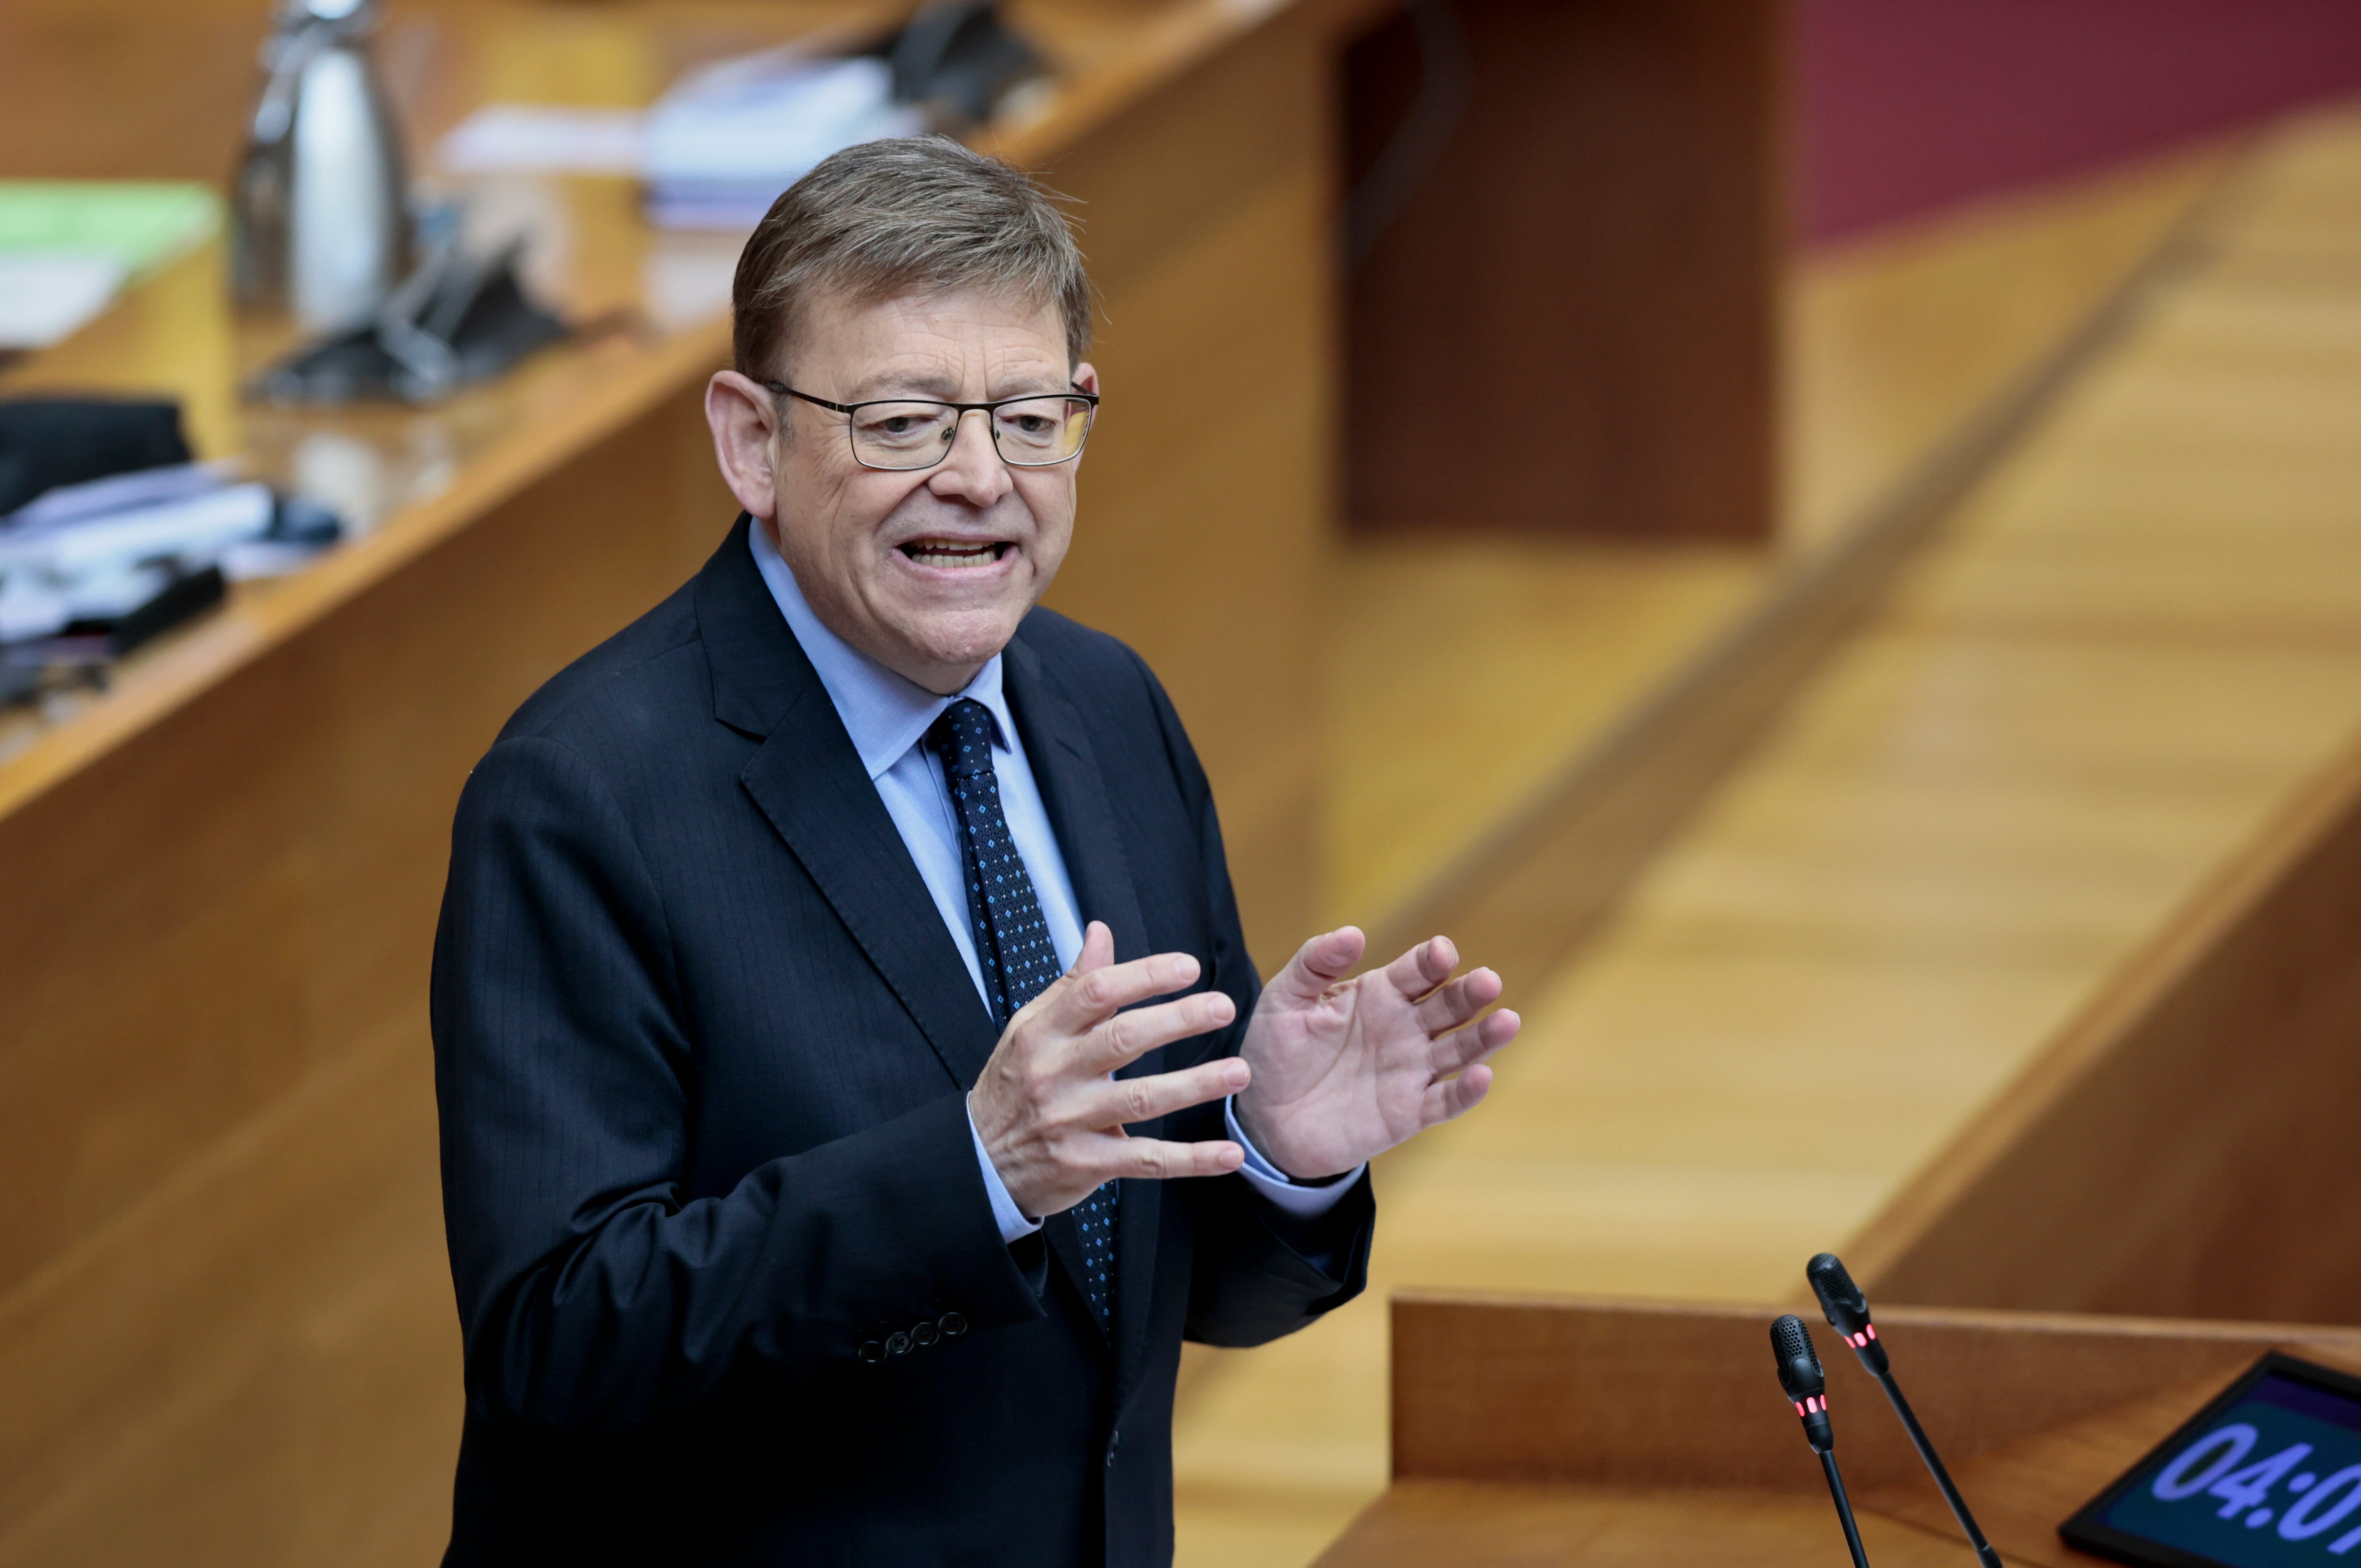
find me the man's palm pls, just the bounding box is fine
[1233,929,1519,1180]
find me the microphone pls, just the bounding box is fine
[1808,1253,2003,1568]
[1772,1313,1873,1568]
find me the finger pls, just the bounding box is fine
[1381,934,1459,1002]
[1070,920,1115,975]
[1076,989,1236,1075]
[1087,1057,1250,1129]
[1038,949,1203,1036]
[1267,926,1367,1003]
[1087,1135,1246,1181]
[1005,921,1116,1035]
[1419,1061,1494,1126]
[1428,1008,1520,1075]
[1412,965,1503,1037]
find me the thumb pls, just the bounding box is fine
[1073,919,1115,974]
[1271,925,1365,1003]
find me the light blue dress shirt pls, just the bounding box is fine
[747,525,1358,1242]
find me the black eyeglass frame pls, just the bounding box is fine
[760,381,1101,471]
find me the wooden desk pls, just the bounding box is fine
[1317,1291,2361,1566]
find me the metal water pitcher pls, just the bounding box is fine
[230,0,413,334]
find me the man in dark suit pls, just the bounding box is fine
[431,136,1520,1566]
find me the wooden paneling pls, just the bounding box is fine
[0,1026,452,1568]
[1386,1292,2361,1494]
[1343,0,1783,541]
[1849,724,2361,1326]
[0,0,270,182]
[0,394,728,1566]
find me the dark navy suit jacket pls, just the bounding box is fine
[430,518,1373,1566]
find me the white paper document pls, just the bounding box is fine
[438,106,647,176]
[0,254,126,349]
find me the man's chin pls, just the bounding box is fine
[892,609,1028,682]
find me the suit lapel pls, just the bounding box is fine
[1003,638,1149,966]
[1006,631,1162,1381]
[699,518,999,1091]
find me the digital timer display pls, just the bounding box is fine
[2064,1355,2361,1568]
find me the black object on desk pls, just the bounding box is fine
[249,240,566,405]
[2062,1352,2361,1568]
[101,564,229,656]
[2,564,229,700]
[884,0,1045,127]
[0,399,192,516]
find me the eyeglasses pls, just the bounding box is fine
[762,381,1100,471]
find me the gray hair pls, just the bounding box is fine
[730,136,1093,381]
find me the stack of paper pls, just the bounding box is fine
[0,463,337,648]
[642,54,922,229]
[437,52,922,232]
[438,106,646,177]
[0,182,221,349]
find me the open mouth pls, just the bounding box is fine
[900,538,1008,569]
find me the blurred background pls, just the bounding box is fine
[3,0,2360,1563]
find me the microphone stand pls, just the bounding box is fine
[1820,1449,1873,1568]
[1771,1313,1875,1568]
[1866,1362,2001,1568]
[1809,1254,2003,1568]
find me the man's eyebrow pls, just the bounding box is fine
[842,370,961,400]
[839,369,1071,401]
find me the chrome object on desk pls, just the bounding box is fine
[230,0,413,334]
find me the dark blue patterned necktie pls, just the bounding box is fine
[928,698,1116,1329]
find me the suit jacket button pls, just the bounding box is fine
[912,1321,940,1348]
[857,1341,885,1364]
[939,1312,968,1338]
[1106,1429,1121,1468]
[885,1331,912,1356]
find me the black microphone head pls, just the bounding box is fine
[1771,1314,1826,1402]
[1808,1252,1873,1338]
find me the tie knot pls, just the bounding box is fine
[927,698,997,782]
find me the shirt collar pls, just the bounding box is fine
[747,517,1014,780]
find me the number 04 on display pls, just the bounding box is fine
[2064,1354,2361,1568]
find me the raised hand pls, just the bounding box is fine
[1232,928,1519,1181]
[968,921,1248,1219]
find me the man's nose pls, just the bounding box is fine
[927,409,1012,504]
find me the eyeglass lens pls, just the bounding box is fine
[849,398,1095,470]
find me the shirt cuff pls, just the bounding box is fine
[1226,1097,1364,1219]
[968,1094,1044,1245]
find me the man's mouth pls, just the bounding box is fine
[900,538,1008,569]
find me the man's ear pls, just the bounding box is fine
[706,371,783,520]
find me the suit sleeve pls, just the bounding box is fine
[1121,654,1379,1347]
[431,735,1045,1437]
